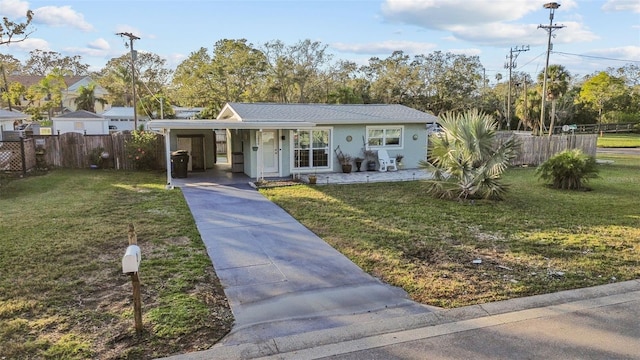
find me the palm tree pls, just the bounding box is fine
[75,83,107,112]
[420,109,519,200]
[538,65,570,135]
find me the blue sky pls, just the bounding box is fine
[2,0,639,82]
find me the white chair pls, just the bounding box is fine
[377,149,397,172]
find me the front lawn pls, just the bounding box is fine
[0,170,233,360]
[261,154,640,308]
[597,133,640,148]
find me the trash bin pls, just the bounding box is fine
[171,150,189,178]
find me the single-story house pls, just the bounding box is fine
[0,109,30,141]
[101,107,150,132]
[148,102,439,187]
[52,110,109,135]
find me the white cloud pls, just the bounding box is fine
[3,37,49,53]
[602,0,640,13]
[0,0,30,18]
[33,5,93,31]
[588,46,640,61]
[379,0,597,49]
[331,40,437,55]
[88,38,110,51]
[381,0,540,29]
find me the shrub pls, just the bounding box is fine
[536,149,599,190]
[125,130,160,170]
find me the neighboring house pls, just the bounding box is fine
[6,75,108,114]
[0,109,30,141]
[148,102,439,185]
[52,110,109,135]
[100,107,150,132]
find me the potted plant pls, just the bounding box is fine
[395,154,404,169]
[354,157,364,172]
[335,146,353,173]
[363,149,377,171]
[340,154,353,173]
[308,173,317,184]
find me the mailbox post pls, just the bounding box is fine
[122,224,143,334]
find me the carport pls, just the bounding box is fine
[147,119,315,188]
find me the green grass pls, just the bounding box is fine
[260,154,640,308]
[597,133,640,148]
[0,170,232,360]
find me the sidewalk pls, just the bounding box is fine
[162,280,640,359]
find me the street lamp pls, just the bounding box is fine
[538,2,564,136]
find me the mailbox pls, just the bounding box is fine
[122,245,141,273]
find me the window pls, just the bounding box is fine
[366,126,403,148]
[293,129,330,169]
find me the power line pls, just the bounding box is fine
[116,32,140,129]
[504,45,529,130]
[552,51,640,64]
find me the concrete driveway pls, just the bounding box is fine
[180,181,432,345]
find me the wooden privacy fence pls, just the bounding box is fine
[30,132,166,170]
[496,132,598,166]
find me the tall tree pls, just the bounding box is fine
[515,87,542,131]
[538,64,570,134]
[262,40,296,103]
[0,10,34,45]
[288,39,331,103]
[24,50,89,76]
[415,51,484,115]
[97,52,171,107]
[363,51,421,105]
[579,71,626,124]
[170,47,214,107]
[210,39,267,104]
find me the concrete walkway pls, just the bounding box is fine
[178,178,432,346]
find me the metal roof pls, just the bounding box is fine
[220,102,438,124]
[149,103,438,130]
[54,110,104,119]
[0,109,29,119]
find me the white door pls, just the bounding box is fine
[262,130,279,174]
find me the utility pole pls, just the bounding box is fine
[504,45,529,130]
[116,32,140,129]
[538,2,565,136]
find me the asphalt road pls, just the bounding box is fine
[597,147,640,156]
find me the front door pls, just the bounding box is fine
[262,130,279,174]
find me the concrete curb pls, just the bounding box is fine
[159,280,640,360]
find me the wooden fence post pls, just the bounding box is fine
[126,223,143,335]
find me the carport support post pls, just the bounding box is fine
[164,128,172,189]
